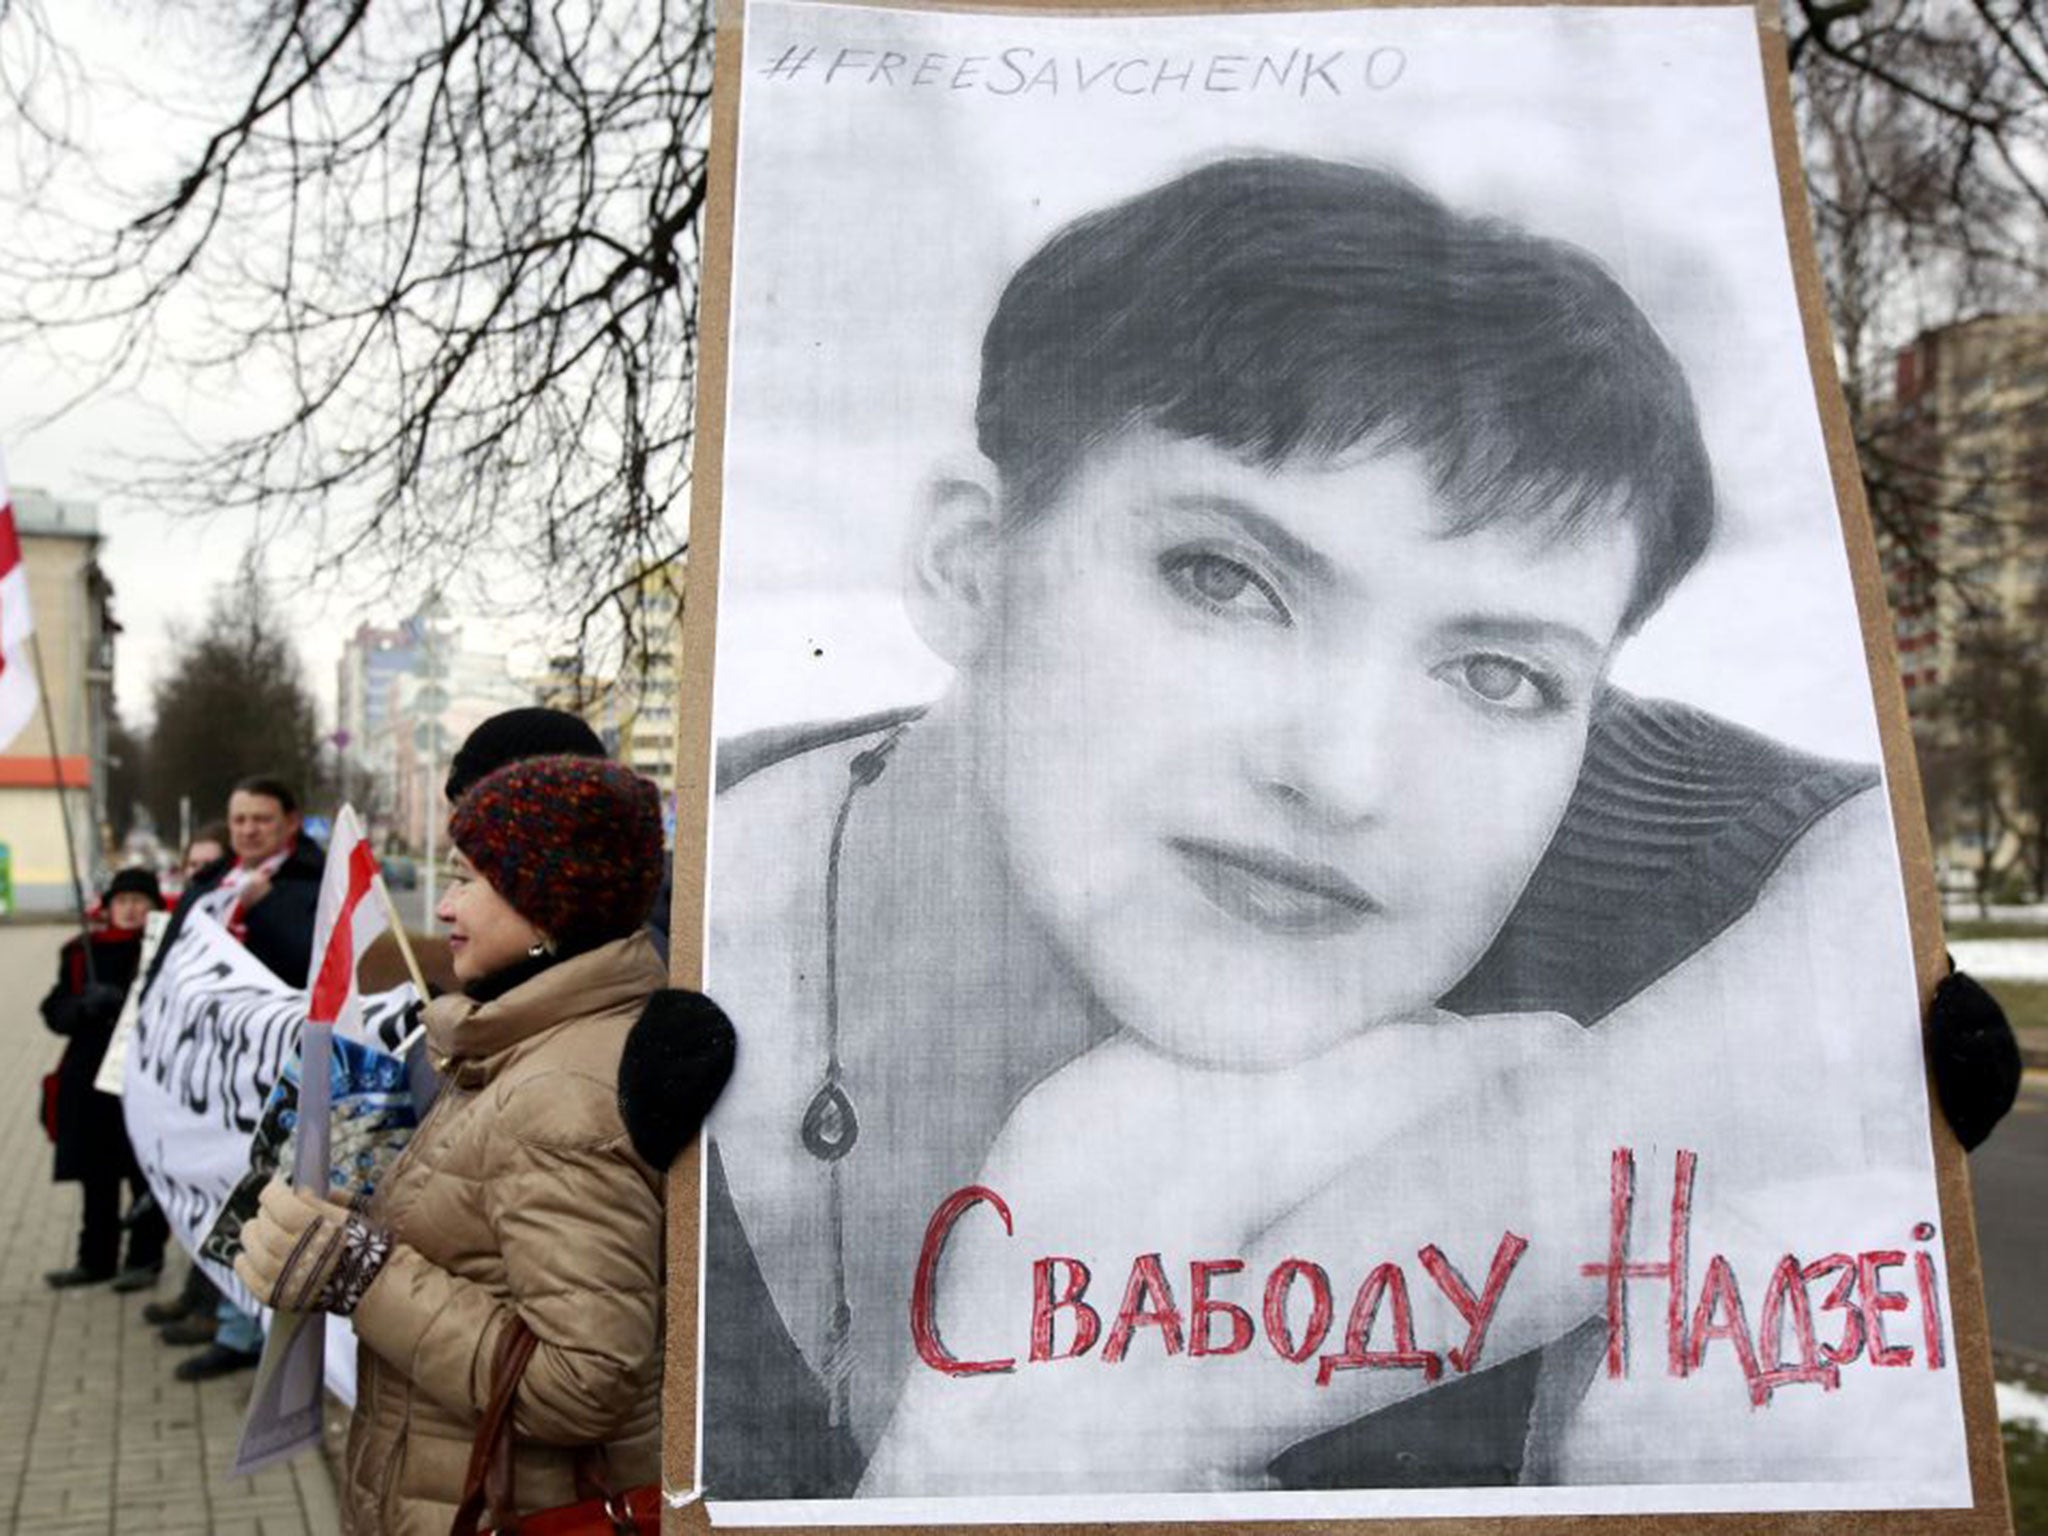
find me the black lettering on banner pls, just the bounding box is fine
[362,991,416,1052]
[134,932,305,1131]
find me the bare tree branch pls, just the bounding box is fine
[0,0,714,673]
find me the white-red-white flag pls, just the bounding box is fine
[0,453,38,753]
[307,805,389,1040]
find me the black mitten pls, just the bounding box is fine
[617,989,737,1171]
[1927,966,2022,1152]
[80,983,127,1026]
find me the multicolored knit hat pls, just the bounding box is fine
[450,755,666,954]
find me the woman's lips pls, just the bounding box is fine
[1167,837,1382,937]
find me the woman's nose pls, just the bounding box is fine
[1251,661,1405,830]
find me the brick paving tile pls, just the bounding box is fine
[0,926,342,1536]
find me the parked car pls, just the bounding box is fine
[382,855,419,890]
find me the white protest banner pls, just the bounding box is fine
[123,907,417,1406]
[124,907,305,1316]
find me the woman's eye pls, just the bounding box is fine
[1441,654,1560,714]
[1159,549,1292,627]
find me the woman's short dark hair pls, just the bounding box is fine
[976,154,1715,633]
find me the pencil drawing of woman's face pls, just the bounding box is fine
[945,427,1641,1068]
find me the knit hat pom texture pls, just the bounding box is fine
[451,755,666,953]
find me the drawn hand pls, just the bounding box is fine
[860,1010,1597,1495]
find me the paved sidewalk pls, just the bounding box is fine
[0,923,341,1536]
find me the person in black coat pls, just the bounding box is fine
[41,868,171,1289]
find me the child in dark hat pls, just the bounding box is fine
[40,867,171,1289]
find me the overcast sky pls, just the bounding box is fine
[0,3,569,730]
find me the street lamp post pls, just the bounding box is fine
[415,631,450,926]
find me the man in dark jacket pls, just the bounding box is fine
[142,774,326,1380]
[147,776,326,994]
[42,868,171,1289]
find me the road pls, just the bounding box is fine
[386,882,429,936]
[1972,1071,2048,1361]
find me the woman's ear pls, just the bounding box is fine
[904,460,1004,668]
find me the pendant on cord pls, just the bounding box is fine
[802,1079,860,1160]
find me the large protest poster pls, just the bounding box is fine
[665,0,2010,1528]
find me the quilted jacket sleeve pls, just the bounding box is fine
[349,1068,664,1444]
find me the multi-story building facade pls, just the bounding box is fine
[534,563,686,804]
[612,571,685,800]
[1879,314,2048,703]
[336,623,421,836]
[1874,314,2048,894]
[380,613,532,854]
[0,488,117,915]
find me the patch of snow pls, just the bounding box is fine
[1948,940,2048,982]
[1998,1379,2048,1434]
[1944,903,2048,924]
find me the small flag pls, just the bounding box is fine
[307,805,388,1040]
[0,453,38,753]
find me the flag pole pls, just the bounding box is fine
[26,628,97,984]
[369,872,431,994]
[370,870,434,1062]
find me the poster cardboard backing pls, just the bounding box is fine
[659,0,2015,1527]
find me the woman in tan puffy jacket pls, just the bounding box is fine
[235,754,671,1535]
